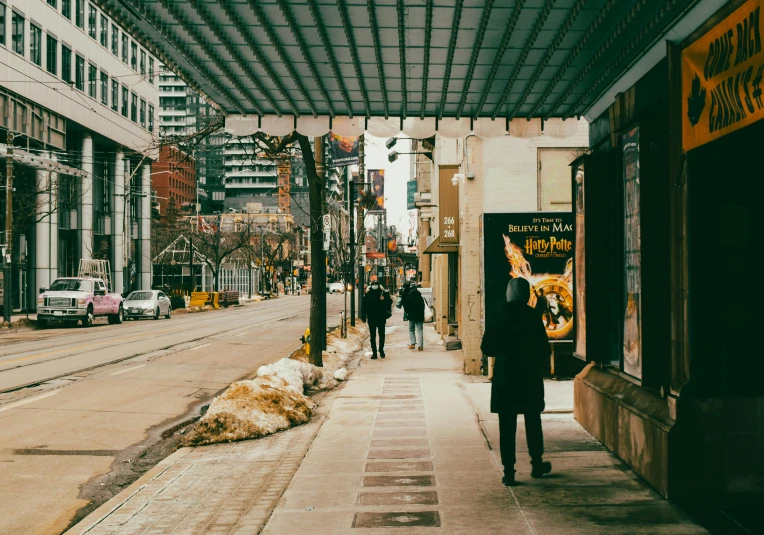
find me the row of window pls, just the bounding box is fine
[1,3,155,132]
[1,1,155,83]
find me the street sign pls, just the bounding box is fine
[407,180,417,210]
[323,228,330,251]
[322,214,331,230]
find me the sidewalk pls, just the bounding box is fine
[67,317,709,535]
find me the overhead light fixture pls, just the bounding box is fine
[385,137,398,150]
[388,151,399,163]
[451,173,464,187]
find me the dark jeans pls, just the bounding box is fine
[368,320,386,355]
[498,412,544,470]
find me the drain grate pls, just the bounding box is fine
[363,475,435,487]
[365,461,434,472]
[352,511,441,528]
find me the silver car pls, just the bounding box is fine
[123,290,172,320]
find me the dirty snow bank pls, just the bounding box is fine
[183,324,367,446]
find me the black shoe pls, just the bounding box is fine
[502,471,516,486]
[531,461,552,478]
[380,350,386,359]
[371,353,378,360]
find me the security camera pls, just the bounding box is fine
[451,173,464,186]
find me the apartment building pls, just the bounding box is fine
[0,0,159,309]
[151,145,195,218]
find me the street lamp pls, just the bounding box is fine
[388,151,432,163]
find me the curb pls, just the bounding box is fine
[64,447,193,535]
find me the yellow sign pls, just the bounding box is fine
[683,1,764,151]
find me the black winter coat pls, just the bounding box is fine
[403,288,426,322]
[481,301,550,414]
[363,287,393,323]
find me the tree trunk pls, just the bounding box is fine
[297,134,325,367]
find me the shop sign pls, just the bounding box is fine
[483,213,574,341]
[438,168,459,244]
[682,0,764,150]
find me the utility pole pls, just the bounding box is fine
[315,135,327,351]
[348,166,356,327]
[189,235,194,293]
[3,131,14,322]
[357,134,365,322]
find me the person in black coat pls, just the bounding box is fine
[403,283,426,350]
[481,276,552,486]
[362,276,393,359]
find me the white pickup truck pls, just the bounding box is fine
[37,277,124,328]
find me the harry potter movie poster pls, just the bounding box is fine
[483,213,575,341]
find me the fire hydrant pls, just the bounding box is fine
[300,327,311,355]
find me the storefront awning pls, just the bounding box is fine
[97,0,702,131]
[423,236,458,255]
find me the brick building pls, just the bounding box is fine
[151,146,195,217]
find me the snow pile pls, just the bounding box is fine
[183,325,367,446]
[334,368,348,381]
[183,374,313,446]
[256,358,322,394]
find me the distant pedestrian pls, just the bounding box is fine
[362,276,392,359]
[481,277,552,486]
[403,283,425,351]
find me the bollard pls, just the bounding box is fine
[300,327,311,355]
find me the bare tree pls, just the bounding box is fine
[192,214,258,292]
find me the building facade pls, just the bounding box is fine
[151,145,195,218]
[569,2,763,530]
[1,0,159,309]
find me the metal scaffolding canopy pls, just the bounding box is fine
[104,0,704,127]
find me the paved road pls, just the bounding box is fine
[0,294,347,535]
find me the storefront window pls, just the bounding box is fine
[574,163,586,358]
[621,127,642,379]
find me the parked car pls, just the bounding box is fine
[37,277,124,328]
[124,290,172,320]
[328,282,346,294]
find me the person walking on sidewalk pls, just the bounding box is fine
[481,276,552,486]
[362,276,393,359]
[403,283,425,351]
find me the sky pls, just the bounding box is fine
[353,134,415,243]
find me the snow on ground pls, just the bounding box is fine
[183,324,368,446]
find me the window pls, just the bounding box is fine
[62,0,70,19]
[30,24,41,65]
[111,24,117,55]
[75,55,84,91]
[148,57,154,84]
[99,13,106,46]
[130,41,137,71]
[130,92,137,122]
[121,33,127,62]
[87,3,96,39]
[47,0,57,7]
[11,12,23,55]
[46,34,57,75]
[75,0,83,28]
[88,63,96,98]
[100,71,108,105]
[621,126,642,379]
[111,78,118,111]
[61,44,71,83]
[148,104,154,132]
[139,98,146,127]
[140,49,146,77]
[0,3,5,48]
[121,86,128,117]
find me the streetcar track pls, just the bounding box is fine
[0,299,300,359]
[0,301,314,395]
